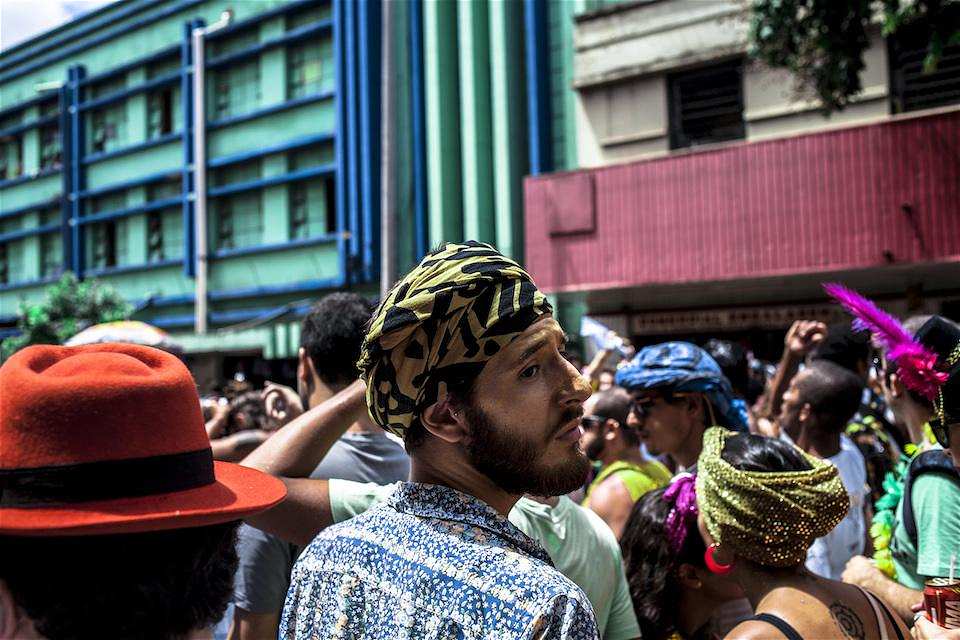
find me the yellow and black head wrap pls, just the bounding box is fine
[696,428,849,568]
[357,241,552,438]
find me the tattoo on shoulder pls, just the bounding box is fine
[830,602,866,640]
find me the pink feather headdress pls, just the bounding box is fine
[823,283,948,400]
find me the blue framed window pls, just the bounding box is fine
[39,122,62,171]
[87,76,128,154]
[0,134,23,180]
[214,192,262,250]
[287,41,324,99]
[39,209,62,277]
[212,59,261,120]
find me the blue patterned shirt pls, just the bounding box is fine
[280,482,600,639]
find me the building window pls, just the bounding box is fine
[147,89,174,139]
[147,212,164,262]
[209,27,259,58]
[89,192,126,217]
[668,59,745,150]
[88,220,128,270]
[286,6,324,31]
[287,42,323,99]
[0,111,21,131]
[40,233,62,277]
[39,124,62,170]
[212,60,261,120]
[889,24,960,113]
[0,243,7,284]
[214,193,262,250]
[147,177,182,202]
[88,77,128,155]
[1,135,23,180]
[213,160,260,188]
[90,223,117,269]
[39,97,59,117]
[289,177,335,239]
[90,105,128,154]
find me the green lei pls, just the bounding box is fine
[869,424,936,579]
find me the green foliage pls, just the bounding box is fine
[1,273,131,359]
[749,0,960,112]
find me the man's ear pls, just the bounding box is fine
[685,395,706,421]
[603,418,619,441]
[798,402,812,425]
[297,347,311,387]
[420,394,470,444]
[675,563,703,590]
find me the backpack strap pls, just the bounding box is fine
[902,449,960,545]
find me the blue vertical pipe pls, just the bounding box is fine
[58,76,72,274]
[68,65,86,277]
[409,0,428,260]
[333,0,348,285]
[344,0,361,284]
[357,0,381,283]
[524,0,552,175]
[181,19,200,277]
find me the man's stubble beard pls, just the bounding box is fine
[463,403,590,497]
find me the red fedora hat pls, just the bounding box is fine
[0,343,285,536]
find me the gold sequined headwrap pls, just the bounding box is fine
[696,428,850,567]
[357,241,552,438]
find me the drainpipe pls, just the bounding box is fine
[192,10,232,334]
[380,0,397,299]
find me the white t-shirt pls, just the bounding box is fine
[782,432,868,579]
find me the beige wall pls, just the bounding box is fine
[574,0,891,167]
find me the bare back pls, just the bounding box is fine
[727,576,909,640]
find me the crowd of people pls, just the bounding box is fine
[1,240,958,640]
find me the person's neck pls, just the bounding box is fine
[676,589,722,640]
[903,404,934,446]
[525,494,559,507]
[409,452,520,516]
[602,445,645,468]
[786,422,840,459]
[734,561,810,611]
[308,387,380,435]
[673,426,705,469]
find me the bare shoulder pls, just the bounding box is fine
[724,619,789,640]
[589,474,633,510]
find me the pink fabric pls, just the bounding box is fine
[663,472,698,554]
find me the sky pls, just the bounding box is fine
[1,0,119,52]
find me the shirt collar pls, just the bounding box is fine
[389,482,551,564]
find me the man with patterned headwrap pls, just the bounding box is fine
[274,242,599,639]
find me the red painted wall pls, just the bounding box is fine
[524,110,960,293]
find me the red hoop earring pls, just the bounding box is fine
[704,543,734,575]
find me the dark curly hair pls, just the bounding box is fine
[621,487,706,640]
[300,292,375,387]
[0,521,240,640]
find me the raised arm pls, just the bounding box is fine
[240,380,368,546]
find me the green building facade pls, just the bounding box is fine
[0,0,586,361]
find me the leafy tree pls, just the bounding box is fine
[749,0,960,112]
[1,273,131,359]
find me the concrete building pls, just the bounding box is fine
[524,0,960,356]
[0,0,566,378]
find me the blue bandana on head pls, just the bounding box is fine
[615,341,748,431]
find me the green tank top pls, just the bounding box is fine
[582,459,672,506]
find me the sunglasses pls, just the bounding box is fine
[580,415,604,429]
[930,417,955,448]
[629,392,693,420]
